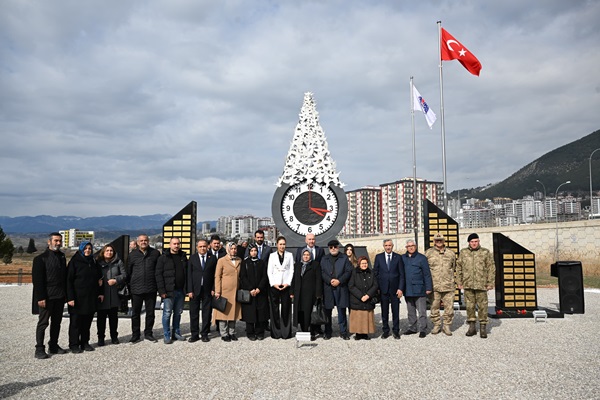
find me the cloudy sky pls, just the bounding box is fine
[1,1,599,220]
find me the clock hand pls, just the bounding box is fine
[310,207,331,217]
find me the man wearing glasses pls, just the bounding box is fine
[401,239,433,338]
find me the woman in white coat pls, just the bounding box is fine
[267,236,294,339]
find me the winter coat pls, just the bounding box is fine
[31,248,67,314]
[156,250,188,297]
[98,256,126,310]
[292,260,323,326]
[456,245,496,290]
[67,251,102,315]
[321,254,353,309]
[425,246,457,292]
[239,258,270,323]
[348,267,379,311]
[213,256,242,321]
[127,247,160,295]
[401,251,433,298]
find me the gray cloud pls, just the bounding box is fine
[1,0,599,220]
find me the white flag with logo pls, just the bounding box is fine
[412,83,437,129]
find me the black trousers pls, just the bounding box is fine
[131,292,156,337]
[69,313,94,347]
[97,307,119,340]
[269,286,292,339]
[246,322,265,336]
[189,288,212,338]
[35,299,64,350]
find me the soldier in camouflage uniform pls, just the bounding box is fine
[456,233,495,338]
[425,233,456,336]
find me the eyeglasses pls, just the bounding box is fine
[406,245,416,248]
[329,246,338,249]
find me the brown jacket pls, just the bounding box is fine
[213,256,242,321]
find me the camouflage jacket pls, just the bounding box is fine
[456,245,495,290]
[425,246,456,292]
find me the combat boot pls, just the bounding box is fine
[480,324,487,339]
[431,325,441,335]
[442,325,452,336]
[465,322,477,336]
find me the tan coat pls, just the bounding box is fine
[213,256,242,321]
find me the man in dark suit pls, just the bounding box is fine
[32,232,68,359]
[209,234,226,259]
[321,239,353,340]
[246,229,272,262]
[373,239,405,339]
[187,239,217,342]
[294,233,325,264]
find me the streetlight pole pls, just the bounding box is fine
[554,180,571,262]
[536,179,546,221]
[589,148,600,218]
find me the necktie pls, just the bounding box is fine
[200,255,205,286]
[258,246,262,259]
[201,255,205,269]
[387,254,391,270]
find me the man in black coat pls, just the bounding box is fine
[32,232,67,359]
[187,239,217,342]
[209,234,226,259]
[127,234,161,343]
[320,239,353,340]
[156,237,188,344]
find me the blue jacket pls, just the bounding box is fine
[401,251,433,297]
[321,253,353,309]
[373,251,405,295]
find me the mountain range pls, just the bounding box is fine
[0,214,171,234]
[448,129,600,201]
[2,129,599,233]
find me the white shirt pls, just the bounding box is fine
[267,251,294,286]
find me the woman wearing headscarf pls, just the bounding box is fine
[67,241,103,352]
[348,256,379,340]
[344,244,358,268]
[214,242,242,342]
[239,244,269,340]
[292,249,323,341]
[267,236,294,339]
[96,244,126,346]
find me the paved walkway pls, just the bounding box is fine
[1,285,598,399]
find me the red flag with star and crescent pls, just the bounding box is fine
[440,28,482,76]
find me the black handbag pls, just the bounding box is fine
[310,298,329,325]
[211,295,227,312]
[370,296,380,305]
[236,289,251,304]
[117,284,131,300]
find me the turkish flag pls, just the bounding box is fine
[440,28,482,76]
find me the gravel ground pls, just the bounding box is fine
[0,285,598,400]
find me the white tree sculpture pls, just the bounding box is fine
[277,92,344,188]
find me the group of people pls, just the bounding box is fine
[32,229,495,359]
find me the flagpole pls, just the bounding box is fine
[437,20,448,212]
[410,77,418,246]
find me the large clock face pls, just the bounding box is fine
[281,181,339,236]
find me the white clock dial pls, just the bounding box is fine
[281,181,339,236]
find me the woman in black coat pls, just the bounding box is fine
[348,256,379,340]
[292,249,323,341]
[67,241,103,352]
[239,244,269,340]
[96,244,126,346]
